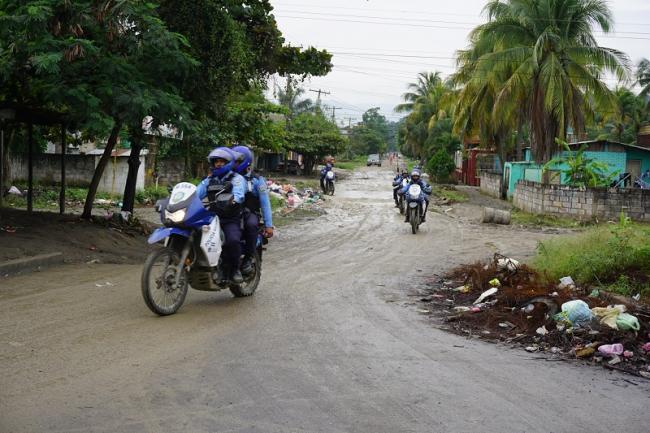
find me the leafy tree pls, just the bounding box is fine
[288,110,345,174]
[462,0,630,163]
[348,108,391,156]
[427,148,456,183]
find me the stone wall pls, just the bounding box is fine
[513,180,650,221]
[480,172,502,198]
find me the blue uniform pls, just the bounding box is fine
[400,179,432,201]
[197,171,246,271]
[241,173,273,257]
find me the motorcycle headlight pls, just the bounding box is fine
[165,209,186,223]
[410,191,421,199]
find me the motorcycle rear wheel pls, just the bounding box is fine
[141,247,189,316]
[230,251,261,297]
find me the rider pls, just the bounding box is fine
[197,147,246,284]
[399,169,432,223]
[319,158,334,191]
[392,169,409,207]
[232,145,274,275]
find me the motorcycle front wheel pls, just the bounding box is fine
[141,247,189,316]
[410,208,419,234]
[230,251,261,297]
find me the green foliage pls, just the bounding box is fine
[288,110,345,173]
[430,186,468,203]
[511,209,588,228]
[532,217,650,291]
[135,186,169,205]
[454,0,630,163]
[586,86,649,143]
[336,155,367,171]
[544,139,617,187]
[427,148,456,183]
[269,194,285,212]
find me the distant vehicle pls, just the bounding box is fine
[367,154,381,166]
[277,160,302,175]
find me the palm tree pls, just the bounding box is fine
[396,72,451,158]
[637,58,650,99]
[275,76,314,121]
[461,0,630,162]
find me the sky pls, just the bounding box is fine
[266,0,650,126]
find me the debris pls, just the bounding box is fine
[8,186,22,196]
[558,276,575,290]
[633,294,641,301]
[525,346,538,352]
[95,282,114,288]
[453,306,471,313]
[470,306,482,313]
[496,257,520,272]
[473,287,498,305]
[550,347,562,354]
[489,278,501,287]
[453,285,470,293]
[576,347,595,358]
[598,344,624,357]
[536,326,548,336]
[417,309,430,314]
[589,289,600,298]
[560,300,593,327]
[616,313,641,331]
[623,351,634,358]
[592,305,627,330]
[499,322,516,329]
[608,355,622,366]
[642,343,650,353]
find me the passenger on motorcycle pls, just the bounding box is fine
[232,145,274,275]
[197,147,246,284]
[392,169,410,207]
[399,169,432,223]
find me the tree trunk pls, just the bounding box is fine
[515,111,524,161]
[144,134,159,186]
[121,132,143,216]
[81,121,123,219]
[495,135,508,200]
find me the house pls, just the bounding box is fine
[455,136,502,186]
[503,139,650,197]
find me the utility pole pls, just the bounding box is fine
[309,88,330,106]
[345,117,354,128]
[330,106,342,122]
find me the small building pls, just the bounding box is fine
[503,139,650,197]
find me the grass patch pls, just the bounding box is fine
[511,209,591,228]
[431,185,469,203]
[531,216,650,297]
[336,155,368,171]
[269,194,285,212]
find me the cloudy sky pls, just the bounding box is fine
[267,0,650,125]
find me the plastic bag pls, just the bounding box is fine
[560,300,593,327]
[592,305,626,330]
[473,287,498,305]
[616,313,640,331]
[598,343,624,356]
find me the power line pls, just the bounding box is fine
[275,15,650,40]
[272,2,650,27]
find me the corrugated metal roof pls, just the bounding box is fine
[85,148,149,157]
[568,139,650,153]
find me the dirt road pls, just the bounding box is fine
[1,166,648,433]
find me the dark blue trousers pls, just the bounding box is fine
[220,216,242,270]
[242,211,259,257]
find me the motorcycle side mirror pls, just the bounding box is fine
[167,185,173,193]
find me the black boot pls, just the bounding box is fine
[231,269,244,284]
[215,267,228,285]
[241,255,254,275]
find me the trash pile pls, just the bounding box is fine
[421,254,650,378]
[267,180,326,214]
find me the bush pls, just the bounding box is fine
[136,186,169,205]
[427,148,456,183]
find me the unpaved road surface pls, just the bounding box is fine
[1,166,649,433]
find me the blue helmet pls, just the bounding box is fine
[232,145,253,175]
[207,147,235,177]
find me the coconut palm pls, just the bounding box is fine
[638,58,650,99]
[396,71,452,158]
[275,77,314,120]
[461,0,630,162]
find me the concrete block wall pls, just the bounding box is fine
[513,180,650,221]
[479,172,502,198]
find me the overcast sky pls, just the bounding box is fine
[267,0,650,126]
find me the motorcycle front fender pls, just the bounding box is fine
[147,227,191,244]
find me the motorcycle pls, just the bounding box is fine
[323,170,336,195]
[405,184,425,234]
[397,178,409,215]
[141,182,264,316]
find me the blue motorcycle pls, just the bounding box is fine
[405,184,425,234]
[141,182,264,316]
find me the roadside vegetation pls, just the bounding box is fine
[336,155,368,171]
[430,185,468,204]
[510,209,591,229]
[532,216,650,297]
